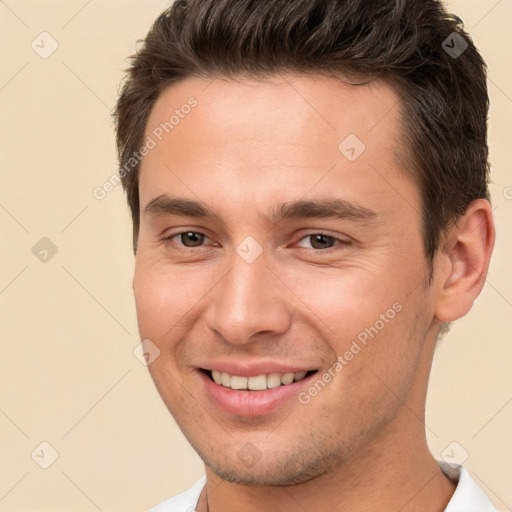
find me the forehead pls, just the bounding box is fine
[144,73,403,156]
[139,74,415,219]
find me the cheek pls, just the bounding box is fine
[290,267,422,398]
[133,256,208,339]
[133,266,169,339]
[288,267,400,343]
[133,260,200,411]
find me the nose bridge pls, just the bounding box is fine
[206,249,290,344]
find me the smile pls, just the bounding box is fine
[206,369,315,390]
[198,364,320,416]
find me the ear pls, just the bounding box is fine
[435,199,495,323]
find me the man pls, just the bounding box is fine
[114,0,497,510]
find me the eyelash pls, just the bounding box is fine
[162,231,350,252]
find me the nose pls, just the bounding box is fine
[204,250,292,345]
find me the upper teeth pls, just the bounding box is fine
[211,370,308,390]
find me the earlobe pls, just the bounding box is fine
[434,199,495,323]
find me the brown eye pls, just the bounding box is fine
[294,232,351,252]
[178,232,206,247]
[308,234,336,250]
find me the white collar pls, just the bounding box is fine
[439,463,497,511]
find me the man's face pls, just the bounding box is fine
[134,75,440,485]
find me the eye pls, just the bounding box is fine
[295,233,349,251]
[165,231,212,249]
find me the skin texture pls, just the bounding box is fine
[133,75,495,511]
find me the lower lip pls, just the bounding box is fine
[199,371,315,417]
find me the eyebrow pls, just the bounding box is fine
[144,194,378,224]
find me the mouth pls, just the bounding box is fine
[201,368,318,391]
[197,362,321,416]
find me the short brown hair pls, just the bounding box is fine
[113,0,490,271]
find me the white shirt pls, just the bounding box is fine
[147,464,497,512]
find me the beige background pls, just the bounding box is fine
[0,0,510,510]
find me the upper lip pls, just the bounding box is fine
[199,360,317,377]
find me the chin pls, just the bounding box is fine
[200,446,344,487]
[207,463,323,487]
